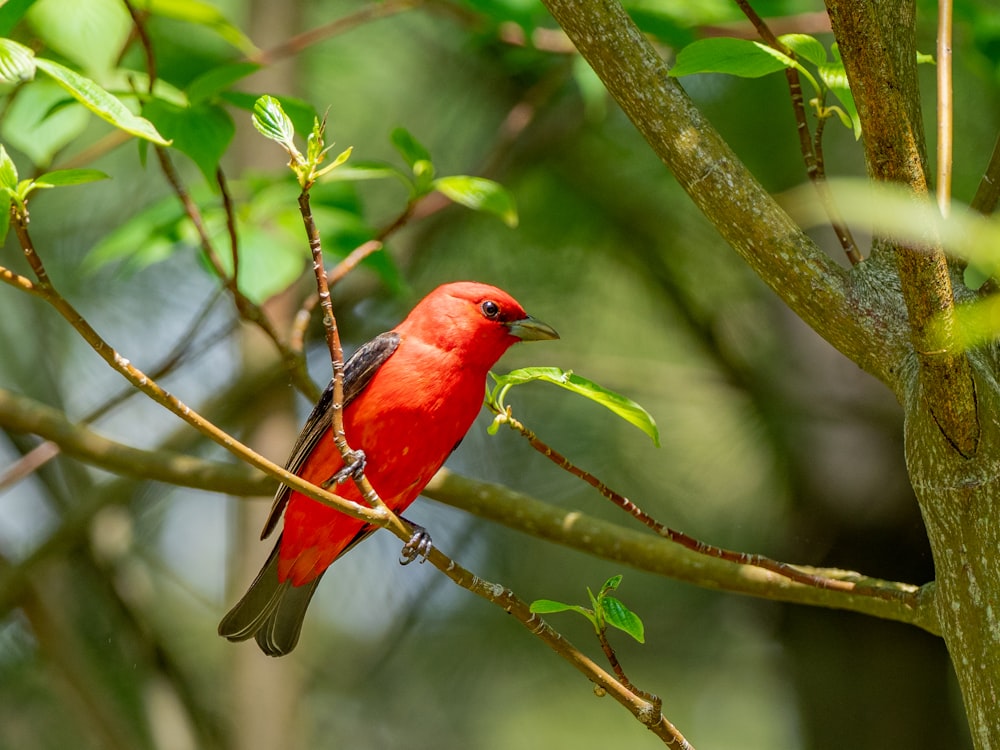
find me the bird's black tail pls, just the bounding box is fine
[217,534,324,657]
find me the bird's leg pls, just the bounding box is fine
[322,448,367,487]
[399,518,432,565]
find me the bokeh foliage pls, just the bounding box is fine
[1,0,998,747]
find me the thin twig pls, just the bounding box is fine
[937,0,953,217]
[493,407,910,603]
[247,0,422,65]
[734,0,862,264]
[122,0,156,92]
[216,168,240,283]
[596,628,662,713]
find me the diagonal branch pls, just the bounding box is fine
[0,386,937,634]
[538,0,888,383]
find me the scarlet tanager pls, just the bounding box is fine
[218,281,558,655]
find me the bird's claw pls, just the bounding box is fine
[399,520,432,565]
[322,449,367,487]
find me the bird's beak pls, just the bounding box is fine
[506,315,559,342]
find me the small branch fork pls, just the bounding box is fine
[491,405,914,606]
[734,0,862,265]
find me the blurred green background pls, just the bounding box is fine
[1,0,997,747]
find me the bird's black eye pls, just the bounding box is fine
[481,300,501,319]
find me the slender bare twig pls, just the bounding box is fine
[492,406,912,604]
[216,168,241,283]
[937,0,953,217]
[596,628,662,713]
[122,0,156,92]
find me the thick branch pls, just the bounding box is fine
[0,388,268,495]
[826,0,979,457]
[0,390,936,633]
[422,470,937,634]
[539,0,888,381]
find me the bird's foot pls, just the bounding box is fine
[399,520,432,565]
[322,449,367,487]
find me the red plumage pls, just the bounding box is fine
[219,281,557,655]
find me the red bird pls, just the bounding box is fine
[219,281,558,655]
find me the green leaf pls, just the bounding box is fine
[252,94,296,148]
[778,33,827,66]
[601,596,645,643]
[220,91,317,137]
[186,62,261,104]
[492,367,661,446]
[670,37,791,78]
[33,58,170,145]
[26,0,130,76]
[34,168,109,187]
[529,599,584,615]
[0,38,36,84]
[133,0,256,54]
[433,175,518,227]
[144,98,235,183]
[0,145,19,190]
[390,126,432,169]
[817,52,861,139]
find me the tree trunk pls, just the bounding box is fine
[540,0,1000,744]
[905,361,1000,749]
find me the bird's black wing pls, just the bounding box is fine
[259,331,401,539]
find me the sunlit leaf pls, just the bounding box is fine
[491,367,660,446]
[529,599,584,615]
[778,33,827,66]
[818,51,861,139]
[34,168,109,187]
[601,596,645,643]
[133,0,257,54]
[26,0,130,75]
[670,37,791,78]
[33,58,170,145]
[433,175,518,227]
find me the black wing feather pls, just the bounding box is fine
[259,331,401,539]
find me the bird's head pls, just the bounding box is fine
[398,281,558,369]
